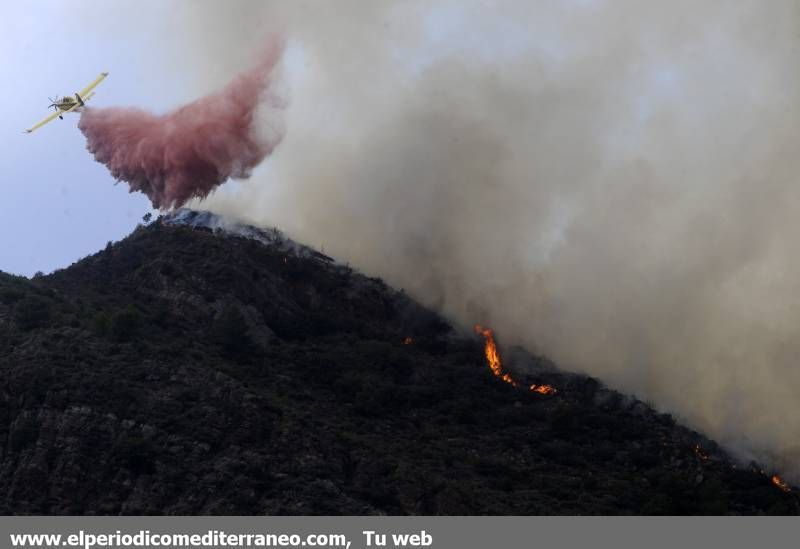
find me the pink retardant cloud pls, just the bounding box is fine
[79,40,285,210]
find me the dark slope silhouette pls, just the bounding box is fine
[0,211,796,514]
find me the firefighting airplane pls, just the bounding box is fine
[25,72,109,134]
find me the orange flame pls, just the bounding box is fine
[693,444,710,461]
[474,324,556,395]
[530,384,557,395]
[474,325,516,387]
[772,475,791,493]
[402,337,414,345]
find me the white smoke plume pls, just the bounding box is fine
[84,1,800,478]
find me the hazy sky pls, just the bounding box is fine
[0,1,201,276]
[0,1,543,277]
[0,0,574,278]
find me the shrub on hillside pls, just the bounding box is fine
[13,295,51,331]
[213,304,253,358]
[109,305,142,342]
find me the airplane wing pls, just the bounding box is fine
[78,72,109,98]
[25,102,82,134]
[25,111,61,134]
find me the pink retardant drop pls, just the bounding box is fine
[79,40,285,210]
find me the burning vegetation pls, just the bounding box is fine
[473,325,516,386]
[530,384,557,395]
[772,475,791,493]
[693,444,710,462]
[473,325,796,496]
[473,324,556,395]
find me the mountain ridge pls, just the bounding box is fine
[0,210,795,514]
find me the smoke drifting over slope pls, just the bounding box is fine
[78,1,800,478]
[78,41,285,210]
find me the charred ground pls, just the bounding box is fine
[0,212,796,515]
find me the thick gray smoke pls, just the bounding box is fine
[88,1,800,478]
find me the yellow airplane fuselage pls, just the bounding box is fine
[54,98,78,111]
